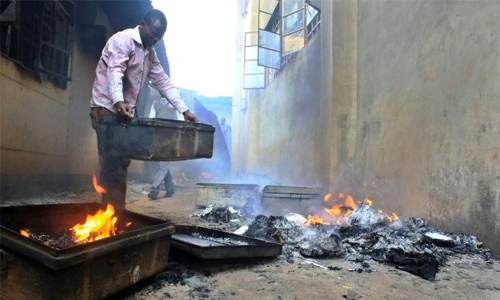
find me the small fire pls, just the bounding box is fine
[93,174,106,194]
[305,193,399,226]
[18,175,131,244]
[71,175,132,243]
[71,203,117,243]
[304,215,331,226]
[323,193,332,202]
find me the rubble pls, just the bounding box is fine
[24,229,77,249]
[243,204,497,281]
[190,204,243,223]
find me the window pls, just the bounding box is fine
[0,0,75,89]
[243,0,321,89]
[243,31,265,89]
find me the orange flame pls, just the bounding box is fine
[93,174,106,194]
[323,193,332,202]
[304,214,331,226]
[344,195,355,209]
[71,204,117,243]
[19,177,131,244]
[305,193,400,226]
[387,212,399,222]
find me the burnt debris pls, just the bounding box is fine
[244,204,497,281]
[191,204,243,224]
[24,229,77,249]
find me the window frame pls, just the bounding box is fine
[243,0,321,90]
[0,0,76,89]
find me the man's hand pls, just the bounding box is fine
[183,110,198,122]
[114,101,134,119]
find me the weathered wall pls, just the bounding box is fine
[249,35,324,187]
[326,0,359,197]
[0,57,70,197]
[0,4,117,198]
[242,0,500,252]
[352,0,500,252]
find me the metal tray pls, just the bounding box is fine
[97,117,215,161]
[261,185,324,216]
[171,225,282,259]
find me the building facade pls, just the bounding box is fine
[235,0,500,252]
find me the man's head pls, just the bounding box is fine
[221,117,226,125]
[139,9,167,48]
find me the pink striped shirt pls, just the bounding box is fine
[90,26,188,114]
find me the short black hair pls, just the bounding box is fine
[143,9,167,28]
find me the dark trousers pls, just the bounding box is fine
[151,162,175,193]
[90,107,130,209]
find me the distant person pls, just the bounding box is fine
[147,96,177,200]
[89,9,198,209]
[220,116,232,151]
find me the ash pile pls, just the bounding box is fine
[194,203,497,281]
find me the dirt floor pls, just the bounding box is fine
[2,180,500,300]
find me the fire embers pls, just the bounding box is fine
[20,204,132,249]
[19,229,76,249]
[244,204,494,281]
[306,193,399,226]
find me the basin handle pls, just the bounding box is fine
[182,125,197,135]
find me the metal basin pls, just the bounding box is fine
[0,203,175,300]
[97,117,215,161]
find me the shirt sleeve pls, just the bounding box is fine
[106,37,132,104]
[148,50,189,113]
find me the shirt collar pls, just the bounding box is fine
[132,26,153,51]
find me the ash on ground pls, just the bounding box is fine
[191,204,244,224]
[244,204,498,281]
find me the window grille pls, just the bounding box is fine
[243,0,320,90]
[0,0,75,89]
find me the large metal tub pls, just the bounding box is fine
[97,117,215,161]
[0,203,175,300]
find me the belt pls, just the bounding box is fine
[91,107,116,118]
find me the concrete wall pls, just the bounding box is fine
[0,56,71,197]
[248,35,324,187]
[241,0,500,252]
[0,4,117,198]
[353,0,500,252]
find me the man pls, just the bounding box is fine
[220,116,232,150]
[89,9,197,209]
[147,95,178,200]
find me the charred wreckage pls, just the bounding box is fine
[0,119,498,299]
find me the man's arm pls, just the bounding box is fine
[106,37,134,118]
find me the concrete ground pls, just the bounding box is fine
[2,181,500,300]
